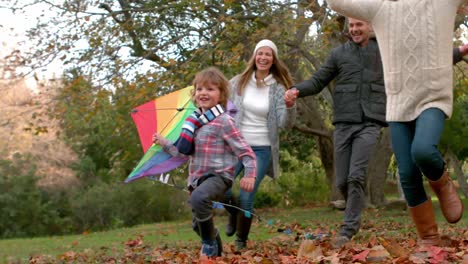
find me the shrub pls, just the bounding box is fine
[69,180,190,232]
[275,149,329,207]
[254,186,281,208]
[0,154,73,238]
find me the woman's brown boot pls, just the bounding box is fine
[409,199,441,246]
[429,170,463,223]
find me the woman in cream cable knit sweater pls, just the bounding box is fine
[325,0,466,247]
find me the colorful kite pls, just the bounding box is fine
[125,86,237,183]
[125,86,195,183]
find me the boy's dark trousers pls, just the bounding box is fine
[190,175,231,256]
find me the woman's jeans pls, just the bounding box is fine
[389,108,446,207]
[225,146,272,212]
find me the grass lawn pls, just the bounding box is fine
[1,199,467,263]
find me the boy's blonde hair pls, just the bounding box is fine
[191,67,229,109]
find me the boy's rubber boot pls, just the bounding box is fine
[193,219,222,256]
[198,218,218,257]
[409,199,441,246]
[225,198,238,237]
[429,170,463,223]
[235,213,252,251]
[214,229,223,256]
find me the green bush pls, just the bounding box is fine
[254,187,281,208]
[275,149,329,207]
[0,154,73,238]
[69,180,190,232]
[0,154,192,238]
[112,180,191,225]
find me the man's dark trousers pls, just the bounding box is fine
[334,121,382,238]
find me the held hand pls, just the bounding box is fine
[459,43,468,57]
[152,133,165,146]
[458,5,467,15]
[284,88,299,107]
[240,177,255,192]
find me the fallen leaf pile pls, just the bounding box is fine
[27,224,468,264]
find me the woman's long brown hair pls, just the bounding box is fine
[236,47,294,95]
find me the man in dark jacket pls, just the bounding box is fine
[285,17,386,248]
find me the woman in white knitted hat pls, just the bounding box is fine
[224,39,296,250]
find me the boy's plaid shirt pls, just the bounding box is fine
[163,113,256,188]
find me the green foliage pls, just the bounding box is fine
[276,149,329,207]
[72,155,98,185]
[6,0,347,89]
[442,97,468,159]
[441,72,468,160]
[250,131,329,208]
[254,187,282,209]
[281,131,329,205]
[53,71,144,184]
[0,154,191,239]
[0,154,73,238]
[69,181,190,232]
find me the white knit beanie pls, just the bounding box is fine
[254,39,278,57]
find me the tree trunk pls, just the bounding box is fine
[367,128,393,207]
[318,136,341,201]
[295,98,342,201]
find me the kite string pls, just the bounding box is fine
[149,175,261,221]
[131,107,196,112]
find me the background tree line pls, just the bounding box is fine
[0,0,466,238]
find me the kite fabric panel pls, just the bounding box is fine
[125,86,194,183]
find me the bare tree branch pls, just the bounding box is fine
[293,124,332,138]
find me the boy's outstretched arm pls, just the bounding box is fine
[152,133,185,157]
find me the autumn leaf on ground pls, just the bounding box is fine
[410,246,450,264]
[280,255,296,263]
[59,251,77,261]
[198,255,215,264]
[379,237,410,258]
[352,248,370,262]
[322,252,341,264]
[124,234,143,247]
[366,245,390,263]
[463,254,468,263]
[427,246,448,263]
[297,239,323,260]
[409,254,427,264]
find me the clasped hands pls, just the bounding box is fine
[284,88,299,107]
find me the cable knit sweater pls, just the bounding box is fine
[326,0,465,121]
[230,74,296,179]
